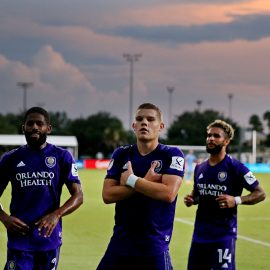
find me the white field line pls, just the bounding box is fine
[237,235,270,248]
[174,217,270,248]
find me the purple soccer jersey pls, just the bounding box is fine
[192,154,259,243]
[105,144,185,256]
[0,143,80,251]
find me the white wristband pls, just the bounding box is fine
[234,196,242,205]
[126,174,139,188]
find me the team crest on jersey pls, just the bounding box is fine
[45,156,56,168]
[218,171,227,182]
[8,260,16,270]
[108,159,114,170]
[151,160,162,173]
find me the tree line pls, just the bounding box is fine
[1,109,270,158]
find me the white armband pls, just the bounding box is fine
[126,174,139,188]
[234,196,242,205]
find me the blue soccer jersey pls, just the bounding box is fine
[0,143,80,251]
[105,143,185,256]
[192,154,259,243]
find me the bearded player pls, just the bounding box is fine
[184,119,266,270]
[0,107,83,270]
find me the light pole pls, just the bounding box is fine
[17,82,33,112]
[196,100,202,111]
[167,86,174,125]
[228,93,233,120]
[123,53,142,129]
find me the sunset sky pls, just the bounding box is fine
[1,0,270,131]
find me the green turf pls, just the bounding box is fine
[0,170,269,269]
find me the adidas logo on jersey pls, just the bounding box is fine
[17,161,25,167]
[199,173,203,179]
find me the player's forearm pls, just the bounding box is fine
[56,189,83,218]
[134,178,180,203]
[240,186,266,205]
[0,205,9,224]
[102,186,135,204]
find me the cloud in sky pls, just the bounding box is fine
[1,0,270,130]
[0,46,93,115]
[104,13,270,45]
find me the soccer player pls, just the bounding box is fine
[184,119,266,270]
[0,107,83,270]
[97,103,185,270]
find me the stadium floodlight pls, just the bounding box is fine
[17,82,34,112]
[196,100,202,112]
[123,53,142,129]
[228,93,233,120]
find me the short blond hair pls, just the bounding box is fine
[207,119,234,140]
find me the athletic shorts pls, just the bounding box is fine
[4,247,60,270]
[187,239,236,270]
[96,249,173,270]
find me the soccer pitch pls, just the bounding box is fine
[0,169,269,269]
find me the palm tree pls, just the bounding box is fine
[263,111,270,133]
[249,114,263,132]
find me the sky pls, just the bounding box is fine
[1,0,270,131]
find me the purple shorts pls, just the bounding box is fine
[4,247,60,270]
[188,239,236,270]
[97,249,173,270]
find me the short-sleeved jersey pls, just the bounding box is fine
[105,143,185,256]
[0,143,80,251]
[192,154,259,243]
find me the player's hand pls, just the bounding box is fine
[216,194,236,208]
[144,161,162,183]
[35,212,60,238]
[184,194,194,207]
[120,161,134,186]
[1,215,29,235]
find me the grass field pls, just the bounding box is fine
[0,170,269,269]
